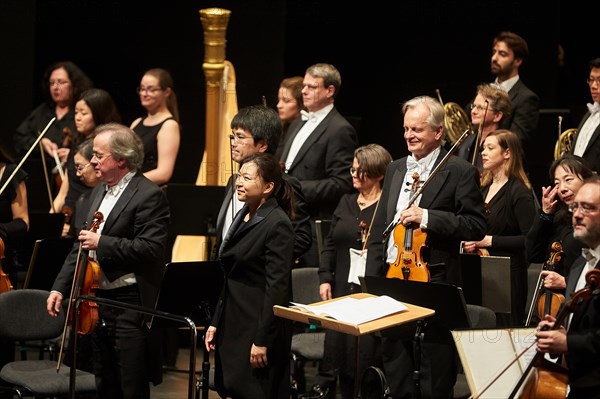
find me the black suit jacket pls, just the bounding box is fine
[365,148,486,286]
[277,107,358,218]
[571,111,600,173]
[499,79,540,143]
[52,172,170,312]
[211,197,293,397]
[213,173,312,261]
[563,256,600,392]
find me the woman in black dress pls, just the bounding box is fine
[316,144,392,399]
[524,154,594,324]
[463,129,536,326]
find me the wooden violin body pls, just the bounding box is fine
[0,238,13,293]
[57,211,104,371]
[387,222,429,281]
[512,269,600,399]
[525,242,565,326]
[387,172,430,282]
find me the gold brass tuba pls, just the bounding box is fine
[435,89,475,145]
[554,128,577,160]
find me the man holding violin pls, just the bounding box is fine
[365,95,486,398]
[47,123,170,399]
[536,175,600,399]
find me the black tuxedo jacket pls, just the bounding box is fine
[365,148,486,286]
[214,173,312,261]
[277,107,358,218]
[571,111,600,173]
[563,256,600,392]
[52,172,170,312]
[500,79,540,143]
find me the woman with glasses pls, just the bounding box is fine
[304,144,392,399]
[130,68,180,186]
[51,88,120,236]
[525,154,594,323]
[463,129,536,326]
[14,61,93,161]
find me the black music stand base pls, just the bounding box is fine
[412,319,425,399]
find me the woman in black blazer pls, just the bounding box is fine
[205,153,295,398]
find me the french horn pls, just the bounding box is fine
[444,102,475,145]
[554,128,577,160]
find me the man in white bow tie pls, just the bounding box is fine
[536,175,600,399]
[571,58,600,174]
[364,95,486,399]
[276,63,358,269]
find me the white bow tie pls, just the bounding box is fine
[582,248,598,266]
[106,184,122,196]
[587,102,600,115]
[406,155,421,172]
[301,110,317,122]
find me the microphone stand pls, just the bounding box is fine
[0,118,56,198]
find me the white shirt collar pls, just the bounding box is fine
[494,75,519,92]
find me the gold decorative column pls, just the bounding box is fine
[196,7,236,186]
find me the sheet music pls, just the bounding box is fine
[452,327,536,398]
[291,295,408,325]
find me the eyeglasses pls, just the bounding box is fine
[92,153,113,162]
[136,86,164,94]
[49,80,71,87]
[568,203,599,216]
[229,133,253,144]
[349,167,362,175]
[587,78,600,86]
[75,163,91,173]
[470,104,489,112]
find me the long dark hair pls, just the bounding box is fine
[241,153,295,219]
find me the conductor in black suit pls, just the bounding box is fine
[277,63,358,267]
[365,96,486,398]
[47,123,170,399]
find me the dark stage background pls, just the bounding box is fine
[1,0,595,210]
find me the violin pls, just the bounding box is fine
[0,238,13,293]
[512,269,600,399]
[525,242,565,326]
[387,172,430,281]
[56,211,104,371]
[476,269,600,399]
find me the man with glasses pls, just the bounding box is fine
[214,105,312,262]
[536,175,600,399]
[277,63,358,270]
[47,123,170,398]
[570,58,600,174]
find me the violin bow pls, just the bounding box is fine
[0,117,56,199]
[382,128,471,238]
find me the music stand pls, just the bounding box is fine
[23,236,75,290]
[17,212,64,287]
[361,277,471,398]
[154,261,224,399]
[460,254,511,313]
[165,184,226,261]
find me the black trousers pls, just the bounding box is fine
[92,285,150,399]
